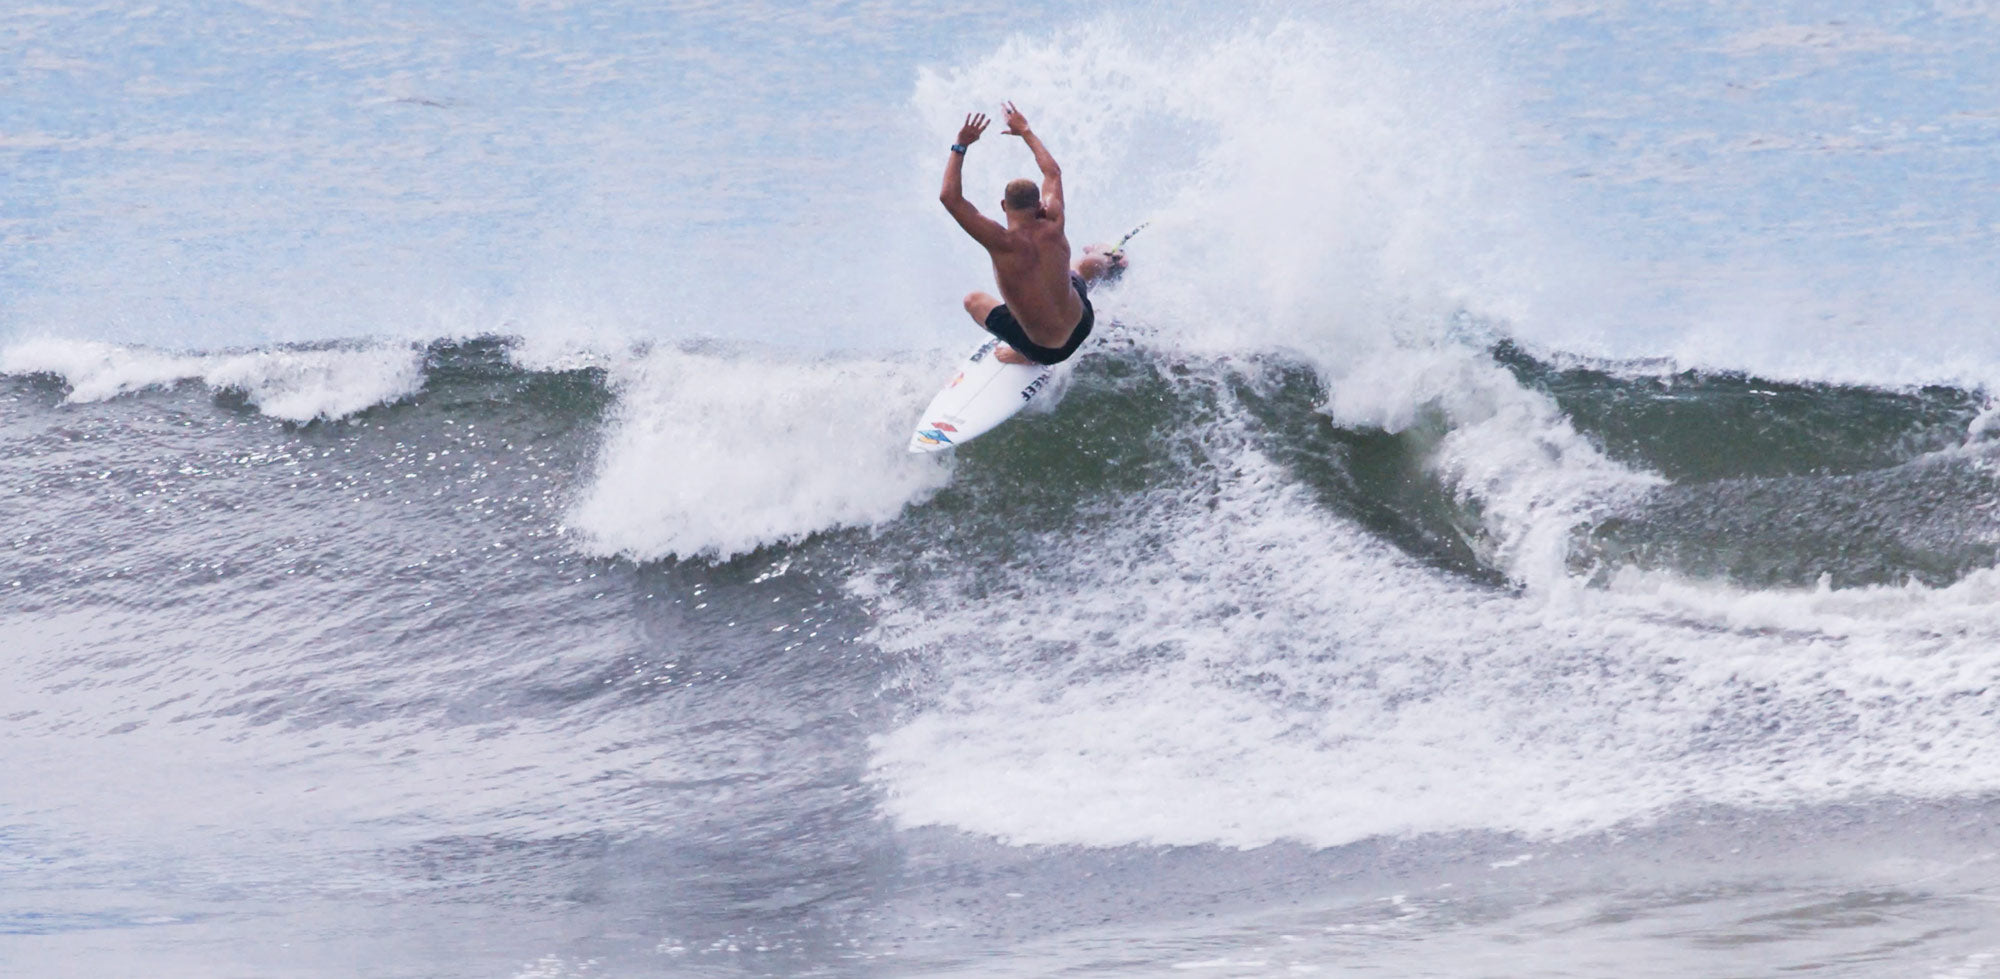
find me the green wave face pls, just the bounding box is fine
[1485,342,1994,589]
[934,337,2000,594]
[7,334,1994,595]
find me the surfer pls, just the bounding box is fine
[941,103,1128,366]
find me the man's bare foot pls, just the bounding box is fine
[995,344,1034,365]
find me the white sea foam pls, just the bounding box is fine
[864,416,2000,849]
[0,337,426,422]
[566,345,954,562]
[1966,400,2000,444]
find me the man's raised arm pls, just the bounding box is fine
[941,112,1008,249]
[1001,101,1062,222]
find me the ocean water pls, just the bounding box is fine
[7,2,2000,976]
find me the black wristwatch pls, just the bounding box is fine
[950,144,967,155]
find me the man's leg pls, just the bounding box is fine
[962,291,1033,364]
[962,291,1003,324]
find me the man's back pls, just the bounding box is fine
[985,216,1082,348]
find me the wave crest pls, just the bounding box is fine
[565,346,954,562]
[0,338,426,422]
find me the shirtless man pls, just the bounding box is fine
[941,102,1126,365]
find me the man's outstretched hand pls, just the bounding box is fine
[1001,101,1031,136]
[957,113,989,146]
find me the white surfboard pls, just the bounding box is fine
[908,337,1065,453]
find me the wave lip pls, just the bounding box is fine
[566,345,954,563]
[0,338,426,423]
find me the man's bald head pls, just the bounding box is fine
[1003,179,1040,213]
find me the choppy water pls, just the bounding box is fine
[8,2,2000,977]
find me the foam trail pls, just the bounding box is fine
[0,338,426,422]
[567,346,954,562]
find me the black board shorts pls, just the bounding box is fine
[982,272,1094,366]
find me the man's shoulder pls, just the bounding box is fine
[984,228,1029,254]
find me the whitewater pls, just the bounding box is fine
[7,2,2000,976]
